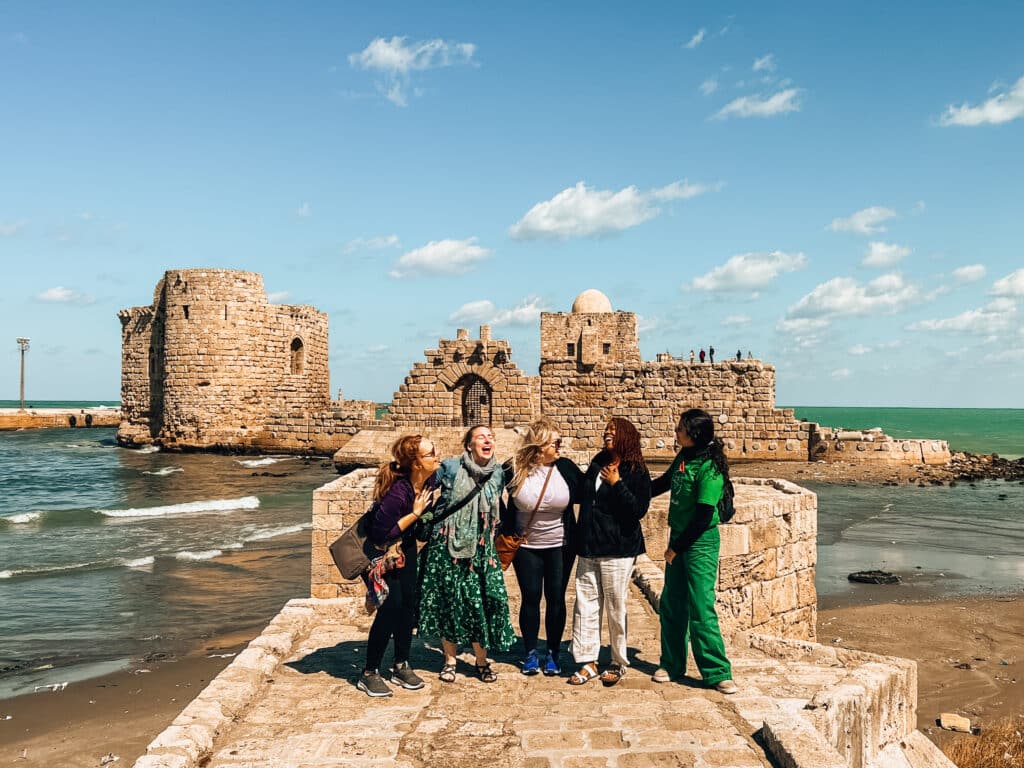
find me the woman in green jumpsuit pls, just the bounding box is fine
[650,409,738,694]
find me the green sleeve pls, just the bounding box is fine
[695,462,724,507]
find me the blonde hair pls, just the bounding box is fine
[374,434,423,502]
[511,418,560,492]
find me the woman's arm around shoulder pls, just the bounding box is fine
[369,479,414,545]
[555,456,584,501]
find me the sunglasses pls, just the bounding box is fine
[419,447,437,459]
[547,439,562,449]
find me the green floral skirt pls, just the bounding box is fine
[417,537,515,651]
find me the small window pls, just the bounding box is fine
[603,343,611,355]
[290,337,305,374]
[567,343,575,356]
[183,305,190,320]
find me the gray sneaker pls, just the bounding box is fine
[391,662,425,690]
[357,669,393,698]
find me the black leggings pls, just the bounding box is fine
[511,545,573,654]
[365,543,418,672]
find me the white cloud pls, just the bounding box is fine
[992,268,1024,297]
[983,348,1024,363]
[713,88,801,119]
[449,296,547,327]
[848,344,872,355]
[296,202,311,218]
[776,317,829,349]
[689,251,807,293]
[722,314,751,327]
[752,53,775,72]
[267,291,291,303]
[939,75,1024,127]
[389,237,490,278]
[699,78,718,96]
[828,206,897,235]
[862,241,911,268]
[909,298,1018,335]
[787,272,921,319]
[509,180,714,240]
[36,286,94,304]
[342,234,401,255]
[952,264,986,283]
[348,36,476,107]
[0,221,27,237]
[685,28,706,49]
[831,368,851,379]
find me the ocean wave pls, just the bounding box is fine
[136,445,160,454]
[122,556,155,568]
[97,496,260,518]
[234,456,292,468]
[175,549,223,561]
[3,511,43,524]
[142,467,184,476]
[0,561,98,580]
[244,523,311,542]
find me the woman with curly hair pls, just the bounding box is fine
[568,417,651,686]
[650,408,737,694]
[500,418,583,676]
[357,434,441,698]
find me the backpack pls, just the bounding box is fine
[717,477,735,524]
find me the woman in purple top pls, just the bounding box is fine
[357,434,440,698]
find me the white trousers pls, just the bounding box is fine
[571,555,636,667]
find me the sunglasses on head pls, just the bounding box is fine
[419,447,436,458]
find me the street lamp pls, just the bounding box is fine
[16,338,29,412]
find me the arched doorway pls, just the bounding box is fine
[460,375,491,427]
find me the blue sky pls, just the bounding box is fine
[1,1,1022,407]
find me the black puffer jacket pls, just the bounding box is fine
[574,453,651,558]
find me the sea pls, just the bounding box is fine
[0,404,1022,698]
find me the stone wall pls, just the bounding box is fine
[310,471,818,642]
[813,427,952,465]
[389,325,537,429]
[118,269,330,450]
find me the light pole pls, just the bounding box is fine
[16,338,29,412]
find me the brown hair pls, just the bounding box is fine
[608,417,646,472]
[374,434,423,502]
[462,424,491,450]
[511,418,560,492]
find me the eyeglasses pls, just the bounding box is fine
[547,439,562,449]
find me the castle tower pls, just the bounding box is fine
[540,289,641,369]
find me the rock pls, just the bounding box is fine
[938,713,972,733]
[848,570,901,585]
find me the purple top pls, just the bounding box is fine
[368,474,439,545]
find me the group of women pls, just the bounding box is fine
[356,410,739,698]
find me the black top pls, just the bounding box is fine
[575,452,651,558]
[500,457,584,548]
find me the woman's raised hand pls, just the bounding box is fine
[414,486,439,516]
[599,460,621,486]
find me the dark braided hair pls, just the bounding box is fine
[677,409,729,480]
[607,417,647,473]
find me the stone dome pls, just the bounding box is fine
[571,289,613,313]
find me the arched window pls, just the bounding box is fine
[459,375,491,427]
[290,338,305,374]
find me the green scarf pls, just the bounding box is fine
[445,451,499,559]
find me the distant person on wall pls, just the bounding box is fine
[736,350,742,361]
[568,417,651,687]
[699,349,706,363]
[357,434,440,698]
[689,350,695,364]
[650,409,738,694]
[500,418,583,677]
[709,346,715,363]
[747,351,753,360]
[417,425,515,684]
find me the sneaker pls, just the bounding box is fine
[391,662,425,690]
[543,651,561,676]
[652,668,671,683]
[356,669,393,698]
[714,679,739,695]
[521,649,540,676]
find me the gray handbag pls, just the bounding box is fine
[329,505,381,580]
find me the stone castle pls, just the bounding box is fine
[118,270,950,467]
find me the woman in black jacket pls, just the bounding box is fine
[568,417,651,686]
[501,418,583,677]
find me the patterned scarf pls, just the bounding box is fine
[444,451,498,559]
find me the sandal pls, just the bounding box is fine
[600,664,625,687]
[475,662,498,683]
[567,662,599,686]
[438,663,457,683]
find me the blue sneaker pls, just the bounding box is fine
[522,649,540,676]
[543,651,561,676]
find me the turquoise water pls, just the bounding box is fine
[789,407,1024,458]
[0,400,119,409]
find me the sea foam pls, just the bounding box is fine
[136,445,160,454]
[175,549,223,561]
[142,467,184,476]
[244,523,311,542]
[5,511,43,524]
[97,496,260,518]
[234,456,292,468]
[122,556,156,568]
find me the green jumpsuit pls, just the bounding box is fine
[658,454,732,686]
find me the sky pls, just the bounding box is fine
[1,1,1022,407]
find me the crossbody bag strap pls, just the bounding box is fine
[428,477,486,527]
[520,464,555,542]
